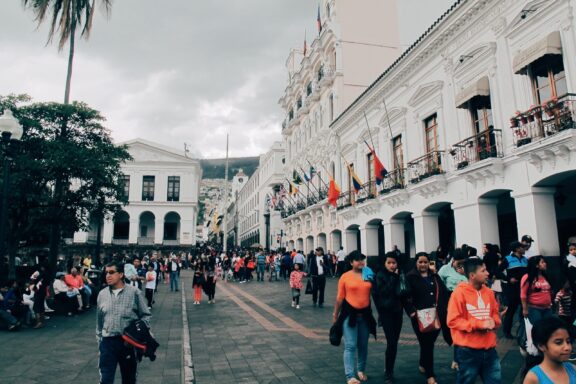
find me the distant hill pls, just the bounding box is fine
[200,157,259,180]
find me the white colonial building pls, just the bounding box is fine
[73,139,202,247]
[236,141,286,249]
[282,0,576,259]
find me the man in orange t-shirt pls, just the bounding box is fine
[65,267,90,309]
[447,258,501,384]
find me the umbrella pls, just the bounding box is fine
[250,243,263,249]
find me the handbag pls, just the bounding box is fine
[329,322,343,346]
[416,277,441,333]
[305,279,313,295]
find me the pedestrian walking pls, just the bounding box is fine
[168,255,180,292]
[523,316,576,384]
[192,265,205,305]
[96,261,151,384]
[497,241,528,339]
[31,266,48,329]
[521,256,553,327]
[404,252,450,384]
[256,250,267,282]
[145,265,156,309]
[372,252,405,383]
[289,263,307,309]
[447,257,502,384]
[332,251,376,384]
[336,247,346,277]
[204,258,218,304]
[307,247,327,308]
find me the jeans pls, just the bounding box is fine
[527,307,553,324]
[503,284,520,336]
[256,264,265,281]
[311,275,326,305]
[380,310,403,375]
[456,346,501,384]
[410,317,440,378]
[0,309,18,327]
[343,315,369,380]
[99,337,137,384]
[170,271,179,291]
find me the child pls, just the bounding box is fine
[524,316,576,383]
[145,265,157,309]
[192,266,204,305]
[289,263,307,309]
[555,280,573,327]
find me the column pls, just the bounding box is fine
[384,219,405,253]
[155,218,164,244]
[453,198,499,248]
[331,231,342,251]
[360,225,379,257]
[344,229,358,252]
[180,219,194,245]
[102,217,113,244]
[512,188,559,256]
[306,237,315,254]
[413,212,440,253]
[128,219,138,244]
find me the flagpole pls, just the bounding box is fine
[222,133,229,253]
[363,111,377,151]
[299,166,321,197]
[382,96,400,171]
[306,159,330,190]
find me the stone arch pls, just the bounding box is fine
[164,211,181,242]
[113,210,130,240]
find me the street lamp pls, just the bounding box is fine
[0,109,23,282]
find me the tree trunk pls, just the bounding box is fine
[64,18,76,105]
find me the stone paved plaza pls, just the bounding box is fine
[0,270,525,383]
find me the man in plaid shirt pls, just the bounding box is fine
[97,261,151,384]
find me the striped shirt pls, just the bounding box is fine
[96,284,151,340]
[556,289,573,317]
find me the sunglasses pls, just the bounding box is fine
[105,270,120,275]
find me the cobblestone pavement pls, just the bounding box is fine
[186,272,525,384]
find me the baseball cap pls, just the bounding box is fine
[510,241,524,252]
[521,235,534,243]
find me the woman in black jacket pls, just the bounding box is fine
[404,252,450,384]
[372,252,404,383]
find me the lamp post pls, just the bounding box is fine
[0,110,23,282]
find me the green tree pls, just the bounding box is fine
[22,0,112,104]
[0,96,131,275]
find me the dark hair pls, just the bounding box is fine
[452,248,467,261]
[532,316,571,348]
[384,251,397,261]
[347,250,366,262]
[523,256,547,295]
[464,257,484,277]
[415,252,429,260]
[105,261,124,274]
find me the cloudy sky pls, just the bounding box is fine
[1,0,454,158]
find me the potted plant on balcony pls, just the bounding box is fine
[510,117,518,128]
[542,97,559,117]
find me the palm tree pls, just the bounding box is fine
[23,0,112,104]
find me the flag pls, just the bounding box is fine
[327,176,340,208]
[292,169,303,185]
[345,162,363,193]
[289,181,299,196]
[317,4,322,35]
[364,140,388,184]
[309,166,317,179]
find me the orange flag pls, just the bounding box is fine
[327,176,341,208]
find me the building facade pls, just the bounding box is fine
[236,141,286,249]
[282,0,576,259]
[73,139,202,247]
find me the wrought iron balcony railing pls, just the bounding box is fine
[450,128,503,169]
[380,168,406,194]
[407,151,446,184]
[510,93,576,147]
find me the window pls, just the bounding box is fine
[392,135,404,170]
[142,176,155,201]
[468,97,493,134]
[529,55,567,104]
[297,98,302,110]
[317,66,324,82]
[120,174,130,200]
[347,162,354,195]
[329,94,334,122]
[306,82,313,96]
[288,109,294,121]
[424,114,439,153]
[366,152,374,183]
[167,176,180,202]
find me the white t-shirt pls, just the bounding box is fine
[146,271,157,290]
[336,250,346,262]
[316,257,324,276]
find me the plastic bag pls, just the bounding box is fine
[524,318,539,356]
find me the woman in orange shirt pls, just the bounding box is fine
[332,251,376,384]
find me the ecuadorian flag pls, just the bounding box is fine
[346,163,363,194]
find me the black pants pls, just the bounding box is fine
[381,310,403,375]
[205,280,216,300]
[503,285,521,336]
[337,261,346,276]
[311,275,326,305]
[145,288,154,308]
[99,337,137,384]
[410,317,440,379]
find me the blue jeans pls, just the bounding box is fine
[99,337,137,384]
[170,271,179,291]
[528,307,553,324]
[456,346,501,384]
[343,316,369,380]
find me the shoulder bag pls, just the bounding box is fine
[415,276,441,333]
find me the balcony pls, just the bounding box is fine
[355,181,377,204]
[510,93,576,147]
[379,168,406,195]
[449,128,503,170]
[336,191,353,210]
[163,239,180,246]
[407,151,446,184]
[137,237,154,245]
[111,238,129,245]
[319,67,336,87]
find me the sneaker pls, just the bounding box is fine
[451,361,459,370]
[296,305,300,309]
[291,302,296,307]
[44,315,50,320]
[8,322,20,331]
[45,308,55,313]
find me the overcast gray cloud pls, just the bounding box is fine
[0,0,454,158]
